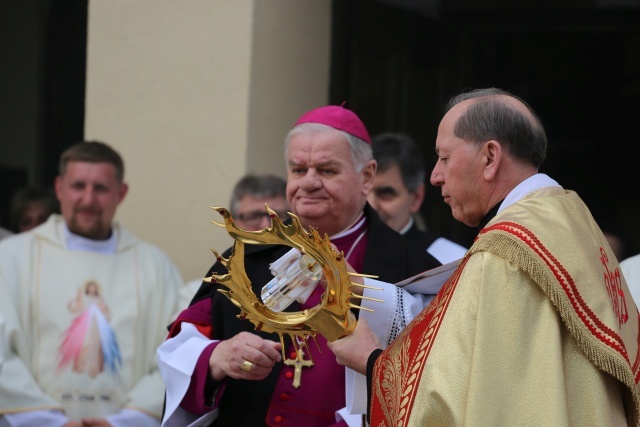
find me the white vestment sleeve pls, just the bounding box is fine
[360,278,433,347]
[1,411,68,427]
[335,407,365,427]
[427,237,467,264]
[0,281,63,416]
[341,278,434,421]
[157,323,219,427]
[1,406,159,427]
[621,254,640,306]
[1,294,64,427]
[0,313,4,374]
[107,408,160,427]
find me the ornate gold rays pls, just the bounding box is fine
[205,204,379,359]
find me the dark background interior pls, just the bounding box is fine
[1,0,638,257]
[330,0,640,252]
[0,0,86,231]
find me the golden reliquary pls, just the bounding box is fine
[205,204,380,363]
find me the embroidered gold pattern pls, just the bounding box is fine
[373,258,464,426]
[601,247,629,327]
[474,222,640,425]
[373,220,640,426]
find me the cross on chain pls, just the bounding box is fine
[283,347,314,388]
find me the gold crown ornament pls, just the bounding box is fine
[206,204,380,361]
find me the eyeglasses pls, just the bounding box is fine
[235,210,289,228]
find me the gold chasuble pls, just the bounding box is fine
[371,187,640,426]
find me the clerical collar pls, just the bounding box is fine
[477,173,562,231]
[399,217,414,235]
[331,212,368,273]
[498,173,560,214]
[63,223,117,254]
[330,212,365,239]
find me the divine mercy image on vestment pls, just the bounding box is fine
[57,280,122,377]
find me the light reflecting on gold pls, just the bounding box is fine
[205,203,381,362]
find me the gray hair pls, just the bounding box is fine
[229,174,287,216]
[284,123,373,172]
[446,88,547,168]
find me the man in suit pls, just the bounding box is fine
[158,105,441,426]
[367,132,467,263]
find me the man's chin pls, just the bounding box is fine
[292,210,326,227]
[292,203,325,216]
[68,222,108,240]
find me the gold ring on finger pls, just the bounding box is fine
[240,360,253,372]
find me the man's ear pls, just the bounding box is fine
[483,140,502,181]
[361,159,377,195]
[410,183,425,214]
[117,182,129,204]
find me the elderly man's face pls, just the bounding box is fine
[286,129,375,236]
[430,100,486,227]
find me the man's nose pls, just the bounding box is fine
[80,187,97,202]
[256,214,271,229]
[430,164,443,186]
[300,170,322,190]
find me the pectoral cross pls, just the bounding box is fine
[283,347,314,388]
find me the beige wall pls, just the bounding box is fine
[85,1,331,284]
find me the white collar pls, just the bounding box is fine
[331,212,366,239]
[398,217,414,235]
[63,222,117,254]
[499,173,562,214]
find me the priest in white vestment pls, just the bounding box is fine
[0,141,184,427]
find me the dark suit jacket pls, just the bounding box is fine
[190,204,440,426]
[404,222,439,250]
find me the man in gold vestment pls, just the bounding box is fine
[328,88,640,426]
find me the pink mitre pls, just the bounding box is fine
[294,103,371,144]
